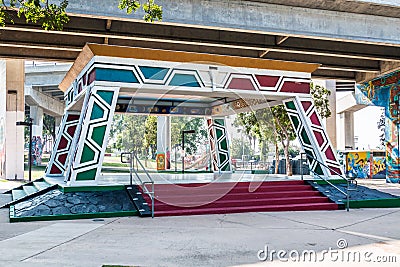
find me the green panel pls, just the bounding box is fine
[90,102,104,120]
[216,128,224,139]
[349,198,400,209]
[91,125,106,147]
[221,163,231,172]
[97,90,114,105]
[300,128,311,145]
[290,115,300,130]
[76,168,97,181]
[214,119,224,126]
[220,138,228,151]
[285,101,296,110]
[59,185,125,193]
[219,153,227,164]
[80,145,95,163]
[314,163,324,176]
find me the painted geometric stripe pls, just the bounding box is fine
[68,87,119,183]
[207,118,231,172]
[46,112,80,176]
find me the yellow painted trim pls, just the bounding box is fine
[59,43,319,92]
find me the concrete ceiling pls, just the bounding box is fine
[0,0,399,83]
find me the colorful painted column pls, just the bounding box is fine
[207,117,232,173]
[356,70,400,183]
[284,96,343,177]
[45,111,80,176]
[65,86,120,185]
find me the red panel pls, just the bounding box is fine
[280,82,310,94]
[50,164,62,174]
[66,125,77,138]
[78,82,82,93]
[301,101,312,112]
[88,69,96,84]
[57,136,68,150]
[67,114,80,122]
[329,167,343,176]
[310,112,321,126]
[324,146,336,161]
[255,75,280,87]
[227,78,256,90]
[313,130,325,146]
[83,73,87,86]
[57,153,68,165]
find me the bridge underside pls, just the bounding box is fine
[45,43,342,185]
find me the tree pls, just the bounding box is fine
[144,115,157,159]
[230,137,251,159]
[171,117,207,155]
[43,114,56,141]
[0,0,162,30]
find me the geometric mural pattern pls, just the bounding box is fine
[66,87,120,184]
[284,96,343,177]
[45,112,80,176]
[65,63,311,109]
[207,118,232,172]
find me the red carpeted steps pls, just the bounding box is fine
[141,180,338,217]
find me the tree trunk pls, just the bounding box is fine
[283,139,292,176]
[274,142,280,174]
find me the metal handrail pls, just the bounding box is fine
[303,154,357,212]
[121,152,154,218]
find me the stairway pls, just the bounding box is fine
[140,180,339,217]
[1,178,57,209]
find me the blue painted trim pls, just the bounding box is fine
[139,66,169,80]
[95,68,138,83]
[169,74,200,87]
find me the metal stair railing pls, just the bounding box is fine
[121,152,155,218]
[304,154,357,212]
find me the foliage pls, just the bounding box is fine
[118,0,162,22]
[310,82,331,119]
[230,137,251,159]
[0,0,162,30]
[43,114,55,140]
[171,117,207,155]
[0,0,69,30]
[144,115,157,158]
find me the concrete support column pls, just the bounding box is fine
[0,60,25,180]
[30,106,44,137]
[337,111,355,150]
[156,116,171,169]
[313,80,337,150]
[325,80,337,150]
[54,116,62,135]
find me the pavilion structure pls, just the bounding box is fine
[45,44,342,186]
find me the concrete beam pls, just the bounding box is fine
[336,93,366,114]
[25,86,64,117]
[66,0,400,45]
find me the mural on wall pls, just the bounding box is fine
[0,118,5,178]
[346,151,370,178]
[31,136,43,166]
[357,70,400,183]
[373,155,386,178]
